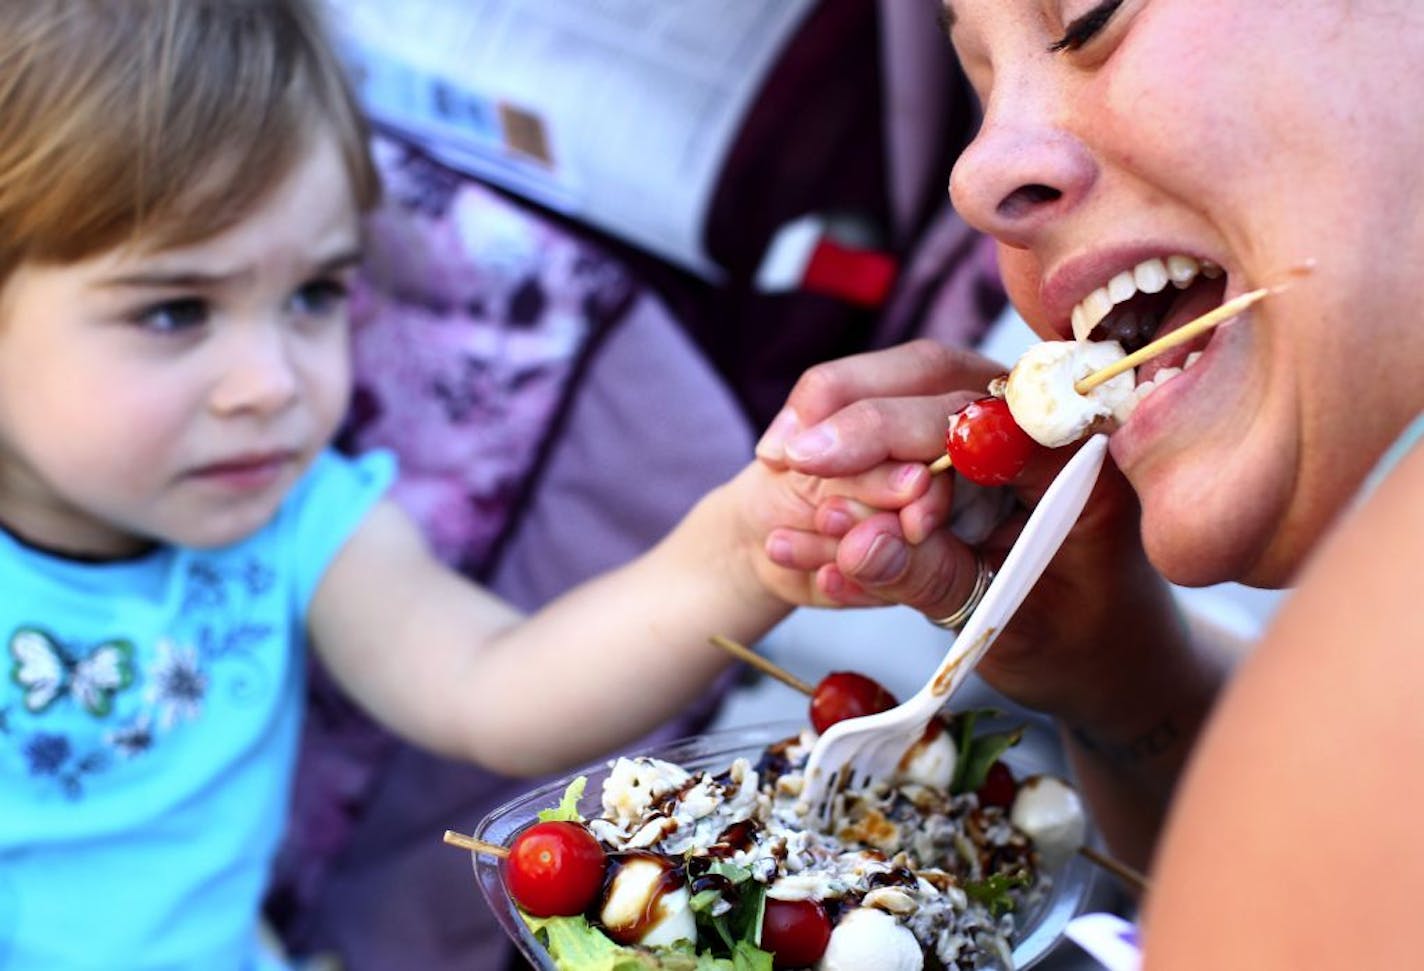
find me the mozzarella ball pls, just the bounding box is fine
[817,907,924,971]
[1005,340,1135,447]
[1010,775,1087,869]
[894,723,958,791]
[600,856,696,948]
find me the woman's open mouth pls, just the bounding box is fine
[1071,254,1228,380]
[1067,253,1230,417]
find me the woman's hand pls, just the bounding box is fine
[753,338,1241,865]
[755,339,1191,726]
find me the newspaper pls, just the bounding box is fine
[328,0,816,279]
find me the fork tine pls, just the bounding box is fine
[804,729,917,827]
[818,765,847,825]
[803,717,911,825]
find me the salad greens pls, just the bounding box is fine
[687,861,765,955]
[963,871,1033,919]
[522,914,771,971]
[517,779,775,971]
[949,710,1025,794]
[537,776,588,823]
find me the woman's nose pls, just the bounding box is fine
[210,325,301,418]
[949,107,1097,248]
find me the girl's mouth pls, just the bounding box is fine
[188,451,296,491]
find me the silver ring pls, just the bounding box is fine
[928,552,994,632]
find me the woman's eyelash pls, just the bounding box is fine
[1048,0,1124,53]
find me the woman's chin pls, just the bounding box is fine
[1134,468,1281,589]
[1142,527,1249,588]
[1141,493,1307,589]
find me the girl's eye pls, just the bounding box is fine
[134,298,209,333]
[1049,0,1123,53]
[290,277,350,317]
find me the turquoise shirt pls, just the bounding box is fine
[0,449,394,970]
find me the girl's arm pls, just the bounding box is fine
[305,457,925,776]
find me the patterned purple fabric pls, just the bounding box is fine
[341,137,637,576]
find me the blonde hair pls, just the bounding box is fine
[0,0,380,286]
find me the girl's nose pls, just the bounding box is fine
[210,325,301,418]
[949,105,1096,249]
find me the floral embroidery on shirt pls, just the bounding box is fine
[184,558,275,614]
[5,555,279,799]
[23,731,109,800]
[146,639,207,730]
[186,560,276,664]
[106,715,155,760]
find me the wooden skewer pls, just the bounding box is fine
[708,634,1151,894]
[1074,286,1270,395]
[708,635,820,702]
[709,634,815,695]
[930,286,1274,473]
[1078,844,1148,895]
[926,263,1314,472]
[443,829,509,858]
[1075,262,1313,395]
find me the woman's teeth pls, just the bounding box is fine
[1126,350,1204,411]
[1071,254,1223,342]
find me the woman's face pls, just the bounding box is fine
[945,0,1424,586]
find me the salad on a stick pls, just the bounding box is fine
[931,265,1308,484]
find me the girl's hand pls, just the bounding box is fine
[721,450,937,611]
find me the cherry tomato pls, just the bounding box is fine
[761,898,832,968]
[976,759,1018,809]
[504,820,606,917]
[810,672,897,734]
[945,396,1041,486]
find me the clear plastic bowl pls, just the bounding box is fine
[471,720,1096,969]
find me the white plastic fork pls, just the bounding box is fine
[798,434,1110,826]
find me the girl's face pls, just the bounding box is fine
[945,0,1424,586]
[0,133,361,557]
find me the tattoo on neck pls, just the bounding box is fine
[1071,718,1179,766]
